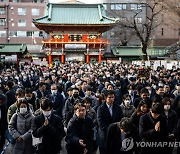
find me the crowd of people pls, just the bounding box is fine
[0,62,180,154]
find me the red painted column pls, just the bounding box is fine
[98,48,102,63]
[61,47,65,63]
[86,48,89,63]
[86,54,89,63]
[48,54,52,67]
[61,54,65,63]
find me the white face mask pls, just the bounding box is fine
[158,83,164,87]
[42,110,52,117]
[26,97,32,100]
[124,100,131,106]
[20,107,27,114]
[164,105,170,110]
[51,90,57,95]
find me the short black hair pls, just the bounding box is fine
[86,86,92,91]
[140,88,149,94]
[156,86,164,91]
[25,88,32,94]
[6,81,14,89]
[82,97,92,105]
[119,117,132,132]
[151,103,162,114]
[104,90,115,98]
[161,97,171,106]
[40,98,53,110]
[74,103,86,111]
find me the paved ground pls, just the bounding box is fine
[3,139,177,154]
[3,138,100,154]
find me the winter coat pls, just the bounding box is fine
[65,115,94,154]
[120,104,135,118]
[8,111,34,154]
[32,113,65,154]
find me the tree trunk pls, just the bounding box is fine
[142,44,148,61]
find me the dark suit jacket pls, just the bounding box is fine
[32,113,65,154]
[65,115,94,154]
[139,112,168,154]
[36,89,48,99]
[134,97,152,109]
[106,123,139,154]
[97,102,123,148]
[5,88,16,108]
[48,92,64,118]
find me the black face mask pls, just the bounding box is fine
[73,93,79,98]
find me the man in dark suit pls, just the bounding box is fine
[97,90,124,154]
[36,82,48,99]
[106,117,140,154]
[65,103,94,154]
[32,98,65,154]
[139,103,168,154]
[48,84,64,118]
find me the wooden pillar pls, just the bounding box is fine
[61,54,65,63]
[61,47,65,63]
[48,54,52,67]
[86,48,89,63]
[98,48,102,63]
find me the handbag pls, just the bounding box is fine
[5,129,16,144]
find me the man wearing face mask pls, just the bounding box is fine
[25,88,36,110]
[139,103,168,154]
[48,84,64,118]
[63,87,82,127]
[32,98,65,154]
[0,94,7,153]
[120,94,135,118]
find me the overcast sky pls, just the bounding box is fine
[49,0,104,4]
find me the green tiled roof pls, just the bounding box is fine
[33,3,116,25]
[0,44,27,53]
[112,46,168,57]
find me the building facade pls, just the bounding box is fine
[103,0,179,50]
[0,0,46,57]
[33,3,116,64]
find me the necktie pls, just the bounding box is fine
[109,106,113,117]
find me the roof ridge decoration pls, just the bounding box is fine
[98,4,103,21]
[48,3,52,21]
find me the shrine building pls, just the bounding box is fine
[32,2,116,65]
